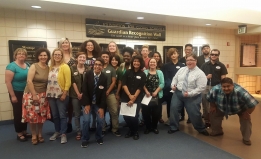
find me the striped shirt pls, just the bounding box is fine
[171,66,207,97]
[207,83,259,115]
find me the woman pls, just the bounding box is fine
[47,48,71,144]
[121,56,146,140]
[143,58,164,134]
[119,47,133,74]
[5,48,30,141]
[69,52,89,140]
[107,41,123,63]
[59,38,75,133]
[79,39,101,69]
[22,48,51,145]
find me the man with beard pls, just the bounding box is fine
[197,44,210,68]
[201,49,227,127]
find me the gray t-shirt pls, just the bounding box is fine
[102,64,116,90]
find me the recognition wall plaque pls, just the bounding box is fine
[240,44,257,67]
[163,46,183,63]
[134,45,157,58]
[8,40,47,64]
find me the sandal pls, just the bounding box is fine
[75,132,81,140]
[38,136,45,143]
[17,134,27,142]
[32,138,38,145]
[23,133,32,138]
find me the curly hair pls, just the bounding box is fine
[35,48,51,64]
[130,55,145,70]
[79,39,101,58]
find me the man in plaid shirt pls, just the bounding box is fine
[207,77,259,145]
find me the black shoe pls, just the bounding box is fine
[66,123,73,133]
[153,129,159,134]
[89,127,96,131]
[179,117,184,122]
[200,129,209,136]
[205,122,211,128]
[133,132,139,140]
[168,129,179,134]
[186,118,191,124]
[125,131,133,138]
[96,139,103,145]
[113,130,121,137]
[81,141,88,148]
[144,129,150,134]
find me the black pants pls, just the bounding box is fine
[142,99,161,129]
[123,103,141,133]
[9,91,27,133]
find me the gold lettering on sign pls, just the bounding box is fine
[22,46,35,50]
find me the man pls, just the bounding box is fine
[101,51,121,136]
[141,44,150,69]
[178,44,193,123]
[197,44,210,68]
[207,77,258,145]
[81,58,107,147]
[161,48,185,125]
[168,54,209,136]
[201,49,228,127]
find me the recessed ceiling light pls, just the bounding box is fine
[31,6,41,9]
[137,17,144,20]
[206,24,211,26]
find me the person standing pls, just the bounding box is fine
[197,44,211,68]
[201,49,227,127]
[207,78,258,145]
[120,47,133,74]
[141,45,150,69]
[107,41,123,63]
[168,54,209,136]
[5,48,31,141]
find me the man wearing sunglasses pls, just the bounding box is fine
[200,49,228,128]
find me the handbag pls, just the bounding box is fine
[148,96,159,106]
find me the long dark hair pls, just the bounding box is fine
[130,55,144,70]
[79,39,101,58]
[153,52,163,69]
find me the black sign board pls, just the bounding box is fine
[99,43,126,55]
[8,40,47,65]
[86,18,166,41]
[163,46,183,63]
[134,45,157,58]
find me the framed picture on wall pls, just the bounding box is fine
[240,44,257,67]
[134,45,157,58]
[99,43,126,55]
[192,46,198,55]
[163,46,183,63]
[8,40,47,65]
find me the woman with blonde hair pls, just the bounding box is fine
[47,48,71,144]
[22,48,51,145]
[107,41,123,63]
[5,48,31,141]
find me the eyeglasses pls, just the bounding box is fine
[53,54,62,57]
[186,59,196,62]
[210,54,219,56]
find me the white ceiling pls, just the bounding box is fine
[1,0,260,29]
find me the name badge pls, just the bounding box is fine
[216,66,221,69]
[176,66,180,69]
[99,86,104,89]
[106,70,111,73]
[74,72,78,75]
[136,76,141,79]
[92,58,96,60]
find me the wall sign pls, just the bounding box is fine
[86,18,166,41]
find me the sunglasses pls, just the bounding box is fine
[210,54,219,56]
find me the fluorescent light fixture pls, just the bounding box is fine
[137,17,144,20]
[31,6,41,9]
[206,24,211,26]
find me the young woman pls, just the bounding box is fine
[121,56,146,140]
[119,47,133,74]
[69,52,90,140]
[107,41,123,63]
[143,58,164,134]
[5,48,30,142]
[47,48,71,144]
[22,48,51,145]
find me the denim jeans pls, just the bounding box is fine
[48,96,69,134]
[82,104,103,141]
[71,98,82,133]
[169,90,205,132]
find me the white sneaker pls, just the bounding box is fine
[61,134,67,144]
[49,132,60,141]
[165,119,170,126]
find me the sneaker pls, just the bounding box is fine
[113,130,121,137]
[96,139,103,145]
[61,134,67,144]
[81,141,88,148]
[49,132,60,141]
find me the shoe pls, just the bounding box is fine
[200,129,209,136]
[125,131,133,138]
[187,118,191,123]
[49,132,60,141]
[210,132,224,136]
[205,122,211,128]
[242,139,251,145]
[75,132,81,140]
[66,123,73,133]
[179,117,184,122]
[38,136,45,143]
[61,134,67,144]
[81,141,88,148]
[17,134,27,142]
[89,127,96,131]
[164,119,170,126]
[159,118,164,123]
[96,139,103,145]
[153,129,159,134]
[113,130,121,137]
[133,132,139,140]
[168,129,179,134]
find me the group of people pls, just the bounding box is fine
[5,38,258,148]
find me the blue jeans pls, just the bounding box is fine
[48,96,69,134]
[82,104,103,141]
[169,90,205,132]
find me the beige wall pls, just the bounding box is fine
[0,8,236,121]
